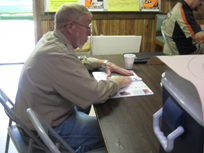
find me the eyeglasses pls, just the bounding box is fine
[64,22,91,31]
[73,22,91,31]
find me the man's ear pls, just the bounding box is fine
[66,22,74,34]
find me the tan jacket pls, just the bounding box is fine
[14,29,119,130]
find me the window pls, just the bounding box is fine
[0,0,34,64]
[0,0,34,100]
[0,0,32,13]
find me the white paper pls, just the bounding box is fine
[92,71,154,98]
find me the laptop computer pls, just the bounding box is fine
[124,52,166,63]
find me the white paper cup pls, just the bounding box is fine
[124,54,136,69]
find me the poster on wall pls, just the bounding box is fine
[46,0,78,12]
[44,0,161,12]
[85,0,107,11]
[140,0,161,11]
[107,0,140,11]
[44,0,107,12]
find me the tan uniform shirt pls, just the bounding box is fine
[161,1,202,55]
[14,29,119,130]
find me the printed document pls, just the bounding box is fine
[92,71,154,98]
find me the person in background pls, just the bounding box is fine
[14,3,133,153]
[161,0,204,55]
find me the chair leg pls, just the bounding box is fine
[56,142,60,149]
[28,139,34,153]
[5,119,12,153]
[5,133,10,153]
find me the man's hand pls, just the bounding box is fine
[97,60,133,89]
[107,76,132,89]
[105,62,133,77]
[192,31,204,44]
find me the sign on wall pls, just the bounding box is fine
[48,0,79,12]
[140,0,160,11]
[107,0,140,11]
[44,0,161,12]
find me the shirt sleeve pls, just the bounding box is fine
[78,55,99,70]
[178,7,202,38]
[52,54,119,109]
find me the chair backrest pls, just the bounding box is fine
[0,88,15,119]
[0,88,49,153]
[161,29,175,55]
[26,108,75,153]
[155,14,166,32]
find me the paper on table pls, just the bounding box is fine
[92,70,142,82]
[92,70,153,98]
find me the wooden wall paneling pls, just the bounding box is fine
[135,20,144,52]
[93,19,104,35]
[161,0,179,13]
[142,19,154,52]
[92,12,157,20]
[119,20,126,35]
[197,19,204,25]
[91,20,96,35]
[167,0,173,12]
[161,0,168,12]
[41,21,47,36]
[125,19,135,35]
[103,20,111,35]
[92,20,100,35]
[109,20,120,35]
[170,0,178,10]
[41,20,54,35]
[133,20,139,36]
[98,20,104,35]
[133,19,141,36]
[194,5,204,19]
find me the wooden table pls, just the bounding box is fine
[89,54,167,153]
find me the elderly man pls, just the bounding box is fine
[161,0,204,55]
[14,3,133,153]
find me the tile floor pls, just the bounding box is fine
[0,64,95,152]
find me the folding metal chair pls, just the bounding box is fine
[161,29,175,55]
[27,108,75,153]
[27,108,108,153]
[0,88,49,153]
